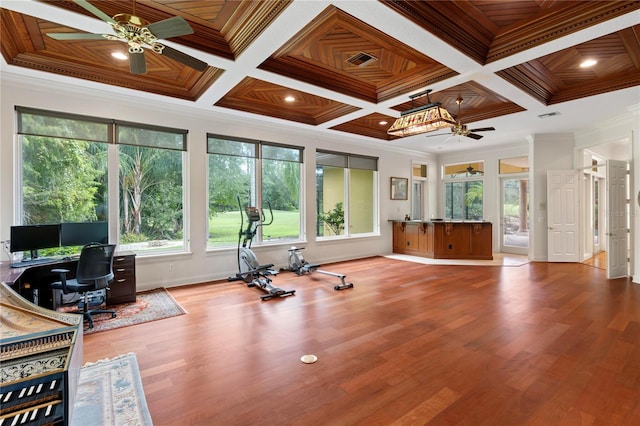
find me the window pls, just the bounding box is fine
[117,123,187,253]
[16,107,188,256]
[17,108,109,256]
[498,156,528,174]
[316,150,378,237]
[207,135,302,247]
[412,163,428,220]
[443,161,484,220]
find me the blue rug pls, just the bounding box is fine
[72,353,153,426]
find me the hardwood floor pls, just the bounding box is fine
[584,251,607,270]
[82,257,640,425]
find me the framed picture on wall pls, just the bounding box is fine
[390,177,408,200]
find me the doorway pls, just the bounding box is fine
[500,177,529,255]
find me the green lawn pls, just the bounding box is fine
[208,210,300,245]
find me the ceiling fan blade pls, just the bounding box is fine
[146,16,194,39]
[129,51,147,75]
[424,132,450,138]
[74,0,117,25]
[468,127,495,132]
[47,33,106,40]
[159,45,208,71]
[466,133,484,140]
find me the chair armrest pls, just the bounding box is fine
[51,268,71,292]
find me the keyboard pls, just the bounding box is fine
[10,257,53,268]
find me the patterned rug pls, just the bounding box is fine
[71,353,153,426]
[60,288,187,334]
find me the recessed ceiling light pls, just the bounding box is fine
[580,59,597,68]
[284,96,295,102]
[379,120,387,125]
[111,52,127,60]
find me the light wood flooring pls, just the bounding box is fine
[82,257,640,425]
[584,251,607,270]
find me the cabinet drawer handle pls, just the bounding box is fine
[116,268,126,272]
[115,257,126,262]
[117,279,126,283]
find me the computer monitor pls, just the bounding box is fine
[10,224,61,258]
[60,221,108,247]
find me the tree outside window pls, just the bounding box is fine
[17,108,188,256]
[443,161,484,220]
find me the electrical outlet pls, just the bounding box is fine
[169,263,175,271]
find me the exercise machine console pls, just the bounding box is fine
[228,198,295,301]
[287,246,354,291]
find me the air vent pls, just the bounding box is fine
[346,52,378,67]
[538,111,561,119]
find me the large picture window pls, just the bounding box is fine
[116,123,187,253]
[316,150,378,238]
[16,107,188,256]
[207,135,302,247]
[443,161,484,220]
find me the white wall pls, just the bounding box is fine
[0,75,436,291]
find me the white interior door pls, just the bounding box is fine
[606,160,628,278]
[547,170,579,262]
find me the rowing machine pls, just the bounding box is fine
[286,246,354,291]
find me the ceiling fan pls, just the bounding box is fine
[426,97,495,141]
[456,164,484,176]
[46,0,208,75]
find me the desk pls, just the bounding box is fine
[0,251,136,309]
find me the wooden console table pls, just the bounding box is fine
[391,220,493,260]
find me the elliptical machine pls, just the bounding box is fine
[287,246,354,291]
[228,197,295,301]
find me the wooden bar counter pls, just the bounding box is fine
[391,220,493,260]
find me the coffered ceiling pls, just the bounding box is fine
[1,0,639,154]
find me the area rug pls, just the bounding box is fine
[60,288,187,334]
[72,353,153,426]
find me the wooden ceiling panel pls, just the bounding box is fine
[497,25,640,105]
[215,77,360,126]
[0,8,222,101]
[260,6,457,103]
[390,82,525,125]
[330,113,400,141]
[380,0,640,64]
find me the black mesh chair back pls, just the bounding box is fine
[76,243,115,287]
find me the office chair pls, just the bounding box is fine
[51,243,117,329]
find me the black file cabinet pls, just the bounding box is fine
[107,252,136,304]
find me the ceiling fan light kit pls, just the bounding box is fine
[46,0,207,75]
[387,89,457,137]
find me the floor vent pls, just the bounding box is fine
[346,52,378,67]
